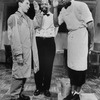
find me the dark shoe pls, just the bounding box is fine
[34,89,41,96]
[18,94,30,100]
[71,94,80,100]
[63,92,73,100]
[44,90,51,97]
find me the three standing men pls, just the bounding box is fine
[7,0,95,100]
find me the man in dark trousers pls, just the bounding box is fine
[34,0,58,97]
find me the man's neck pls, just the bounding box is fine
[18,8,25,15]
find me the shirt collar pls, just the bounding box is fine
[16,9,25,18]
[46,11,52,16]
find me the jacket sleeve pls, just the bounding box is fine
[7,15,23,57]
[33,10,43,29]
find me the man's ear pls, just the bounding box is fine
[18,2,22,7]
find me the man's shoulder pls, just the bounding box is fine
[8,14,16,24]
[73,0,88,11]
[8,14,16,28]
[8,14,15,20]
[74,1,88,7]
[59,7,65,13]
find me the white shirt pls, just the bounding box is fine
[35,12,58,38]
[58,0,93,30]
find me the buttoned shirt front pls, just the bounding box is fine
[36,12,58,38]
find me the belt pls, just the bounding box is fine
[36,37,54,39]
[68,27,86,32]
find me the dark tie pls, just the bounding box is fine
[43,13,50,16]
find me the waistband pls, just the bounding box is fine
[68,27,86,33]
[36,37,54,39]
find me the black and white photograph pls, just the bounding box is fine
[0,0,99,100]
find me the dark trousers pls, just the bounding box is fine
[68,67,86,87]
[10,77,26,98]
[35,37,56,91]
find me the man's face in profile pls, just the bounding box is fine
[19,0,30,13]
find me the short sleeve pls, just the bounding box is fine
[81,2,93,23]
[58,8,64,25]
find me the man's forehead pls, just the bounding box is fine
[23,0,30,3]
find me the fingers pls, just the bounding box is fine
[15,55,24,66]
[17,57,24,66]
[53,0,59,7]
[17,59,24,66]
[89,42,94,54]
[33,0,37,5]
[33,0,39,11]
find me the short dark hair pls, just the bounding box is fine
[48,0,51,5]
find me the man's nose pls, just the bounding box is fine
[28,5,30,8]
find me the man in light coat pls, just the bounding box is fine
[7,0,42,100]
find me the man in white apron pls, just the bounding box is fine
[53,0,95,100]
[7,0,42,100]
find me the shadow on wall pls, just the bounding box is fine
[55,33,68,53]
[1,31,10,50]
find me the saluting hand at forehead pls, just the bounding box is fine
[33,0,40,11]
[53,0,59,7]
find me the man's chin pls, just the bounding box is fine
[25,9,28,13]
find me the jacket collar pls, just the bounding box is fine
[16,9,26,18]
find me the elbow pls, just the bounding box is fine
[87,22,95,33]
[53,19,59,27]
[54,22,59,27]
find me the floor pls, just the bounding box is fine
[0,63,100,100]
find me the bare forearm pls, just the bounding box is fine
[87,21,95,44]
[33,10,43,29]
[53,7,59,27]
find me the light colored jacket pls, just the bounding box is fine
[7,11,42,78]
